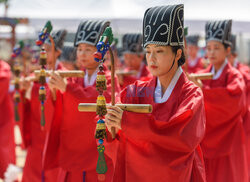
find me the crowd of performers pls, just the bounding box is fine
[0,4,249,182]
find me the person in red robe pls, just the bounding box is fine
[104,5,206,182]
[60,46,79,70]
[0,59,16,180]
[184,35,204,73]
[43,20,121,182]
[189,20,248,182]
[104,38,122,71]
[228,34,250,180]
[118,33,152,89]
[20,29,67,182]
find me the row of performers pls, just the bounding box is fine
[0,4,249,182]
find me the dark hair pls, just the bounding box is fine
[171,46,186,66]
[223,44,230,49]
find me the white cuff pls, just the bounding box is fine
[25,82,34,100]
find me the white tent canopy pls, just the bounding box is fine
[1,0,250,21]
[1,0,250,34]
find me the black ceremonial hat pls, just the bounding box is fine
[45,29,67,50]
[122,33,143,53]
[143,4,184,47]
[186,35,199,46]
[205,20,232,46]
[74,20,110,47]
[60,46,76,62]
[230,34,237,53]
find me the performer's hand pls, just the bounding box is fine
[105,105,123,133]
[186,73,203,88]
[48,72,67,92]
[20,78,31,91]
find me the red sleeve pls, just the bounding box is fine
[226,69,246,95]
[120,76,137,90]
[18,93,32,148]
[121,89,205,153]
[66,83,99,102]
[42,91,63,170]
[201,71,246,158]
[111,81,206,182]
[66,75,120,103]
[43,74,120,170]
[238,63,250,93]
[0,62,10,104]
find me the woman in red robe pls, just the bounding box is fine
[43,20,120,182]
[105,5,206,182]
[228,34,250,180]
[118,34,151,89]
[185,35,204,73]
[20,30,67,182]
[0,59,16,180]
[190,20,248,182]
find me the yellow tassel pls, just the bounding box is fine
[39,50,47,66]
[13,65,21,76]
[39,86,46,101]
[96,95,107,116]
[96,72,107,92]
[95,119,107,139]
[14,91,20,103]
[39,69,46,84]
[14,77,20,90]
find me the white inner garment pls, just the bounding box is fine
[136,62,145,79]
[154,67,183,103]
[84,67,99,87]
[188,58,199,67]
[211,59,228,80]
[233,58,239,68]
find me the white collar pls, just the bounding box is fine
[211,59,228,80]
[188,57,199,67]
[84,67,98,87]
[55,59,60,70]
[136,62,145,79]
[154,67,183,103]
[233,58,239,68]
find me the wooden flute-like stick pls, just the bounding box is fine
[11,70,85,85]
[48,35,57,100]
[11,76,37,85]
[34,70,85,78]
[115,70,137,76]
[189,73,213,80]
[78,103,152,113]
[109,47,116,139]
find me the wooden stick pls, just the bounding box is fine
[34,70,85,78]
[48,36,57,100]
[109,47,116,139]
[78,103,152,113]
[116,70,137,76]
[189,73,213,80]
[11,70,84,85]
[11,76,38,85]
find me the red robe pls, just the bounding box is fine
[235,62,250,179]
[0,60,16,179]
[185,57,204,73]
[200,63,248,182]
[43,66,120,182]
[20,63,65,182]
[106,73,206,182]
[121,63,152,89]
